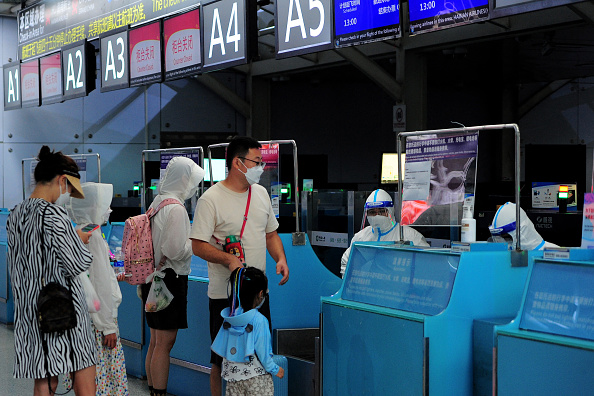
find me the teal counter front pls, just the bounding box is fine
[0,210,13,325]
[495,250,594,395]
[322,242,534,396]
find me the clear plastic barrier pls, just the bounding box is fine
[342,244,459,315]
[520,260,594,341]
[107,223,125,259]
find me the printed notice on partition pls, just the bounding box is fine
[402,161,431,201]
[581,193,594,249]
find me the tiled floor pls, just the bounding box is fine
[0,324,152,395]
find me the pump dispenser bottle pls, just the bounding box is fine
[461,195,476,243]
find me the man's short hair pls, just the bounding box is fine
[226,136,262,169]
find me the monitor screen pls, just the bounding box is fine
[163,8,201,80]
[130,21,163,86]
[408,0,489,35]
[334,0,400,47]
[204,159,227,182]
[381,153,405,184]
[40,52,63,105]
[21,58,40,107]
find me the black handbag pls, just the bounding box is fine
[37,281,77,334]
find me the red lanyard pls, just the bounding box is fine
[239,187,252,239]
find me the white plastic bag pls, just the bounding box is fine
[79,271,101,313]
[145,275,174,312]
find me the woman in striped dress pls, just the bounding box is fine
[7,146,97,396]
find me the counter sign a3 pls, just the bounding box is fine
[100,28,130,92]
[3,61,21,111]
[62,40,96,101]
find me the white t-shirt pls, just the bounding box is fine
[190,182,278,299]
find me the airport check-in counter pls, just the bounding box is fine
[321,242,536,396]
[0,209,13,325]
[494,249,594,395]
[106,223,342,395]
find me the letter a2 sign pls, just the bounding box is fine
[62,40,95,101]
[275,0,333,59]
[3,62,21,111]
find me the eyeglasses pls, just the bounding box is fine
[239,157,266,168]
[367,208,389,216]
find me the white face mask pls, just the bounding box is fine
[239,160,264,185]
[54,179,71,207]
[185,185,198,201]
[368,215,394,232]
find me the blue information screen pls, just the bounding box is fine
[408,0,489,35]
[334,0,400,47]
[520,260,594,341]
[342,244,458,315]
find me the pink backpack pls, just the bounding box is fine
[122,198,183,285]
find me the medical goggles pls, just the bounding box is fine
[364,201,394,210]
[489,221,516,236]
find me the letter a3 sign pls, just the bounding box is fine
[275,0,333,58]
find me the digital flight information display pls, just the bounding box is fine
[408,0,489,35]
[334,0,400,47]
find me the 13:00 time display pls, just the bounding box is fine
[419,1,435,11]
[344,17,357,27]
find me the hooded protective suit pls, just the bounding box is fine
[67,182,121,335]
[340,189,429,276]
[490,202,559,250]
[149,156,205,275]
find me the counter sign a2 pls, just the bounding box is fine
[62,40,95,101]
[3,61,21,111]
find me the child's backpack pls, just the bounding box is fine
[122,198,183,285]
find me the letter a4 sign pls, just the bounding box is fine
[275,0,333,58]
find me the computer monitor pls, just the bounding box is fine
[381,153,406,184]
[204,159,227,182]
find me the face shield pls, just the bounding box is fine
[488,221,516,248]
[362,200,395,232]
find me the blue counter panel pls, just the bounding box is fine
[118,282,144,344]
[167,364,210,396]
[322,303,424,396]
[0,243,8,300]
[497,335,594,395]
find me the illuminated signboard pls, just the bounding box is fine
[202,0,254,72]
[61,40,95,101]
[129,21,163,86]
[275,0,333,59]
[100,28,130,92]
[18,0,198,61]
[21,58,40,108]
[3,61,21,111]
[40,52,63,105]
[164,8,201,80]
[334,0,400,47]
[408,0,489,35]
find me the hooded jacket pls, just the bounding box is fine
[67,182,121,335]
[149,156,205,275]
[211,307,280,376]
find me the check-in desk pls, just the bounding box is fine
[0,210,13,325]
[108,226,342,395]
[494,249,594,395]
[321,242,532,396]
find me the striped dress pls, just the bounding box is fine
[7,198,97,379]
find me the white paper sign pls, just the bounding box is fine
[402,160,432,201]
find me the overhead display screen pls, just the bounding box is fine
[334,0,400,47]
[40,52,63,105]
[3,62,21,111]
[21,58,40,108]
[202,0,249,72]
[100,28,130,92]
[130,21,163,86]
[408,0,489,35]
[276,0,333,58]
[164,8,202,80]
[62,40,95,101]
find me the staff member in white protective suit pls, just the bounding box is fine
[66,182,129,394]
[340,189,429,276]
[489,202,559,250]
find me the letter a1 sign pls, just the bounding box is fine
[393,104,406,132]
[275,0,333,59]
[3,61,21,111]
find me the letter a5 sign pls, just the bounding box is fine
[3,62,21,111]
[275,0,333,59]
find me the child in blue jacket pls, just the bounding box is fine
[211,267,285,395]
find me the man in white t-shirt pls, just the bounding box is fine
[190,136,289,396]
